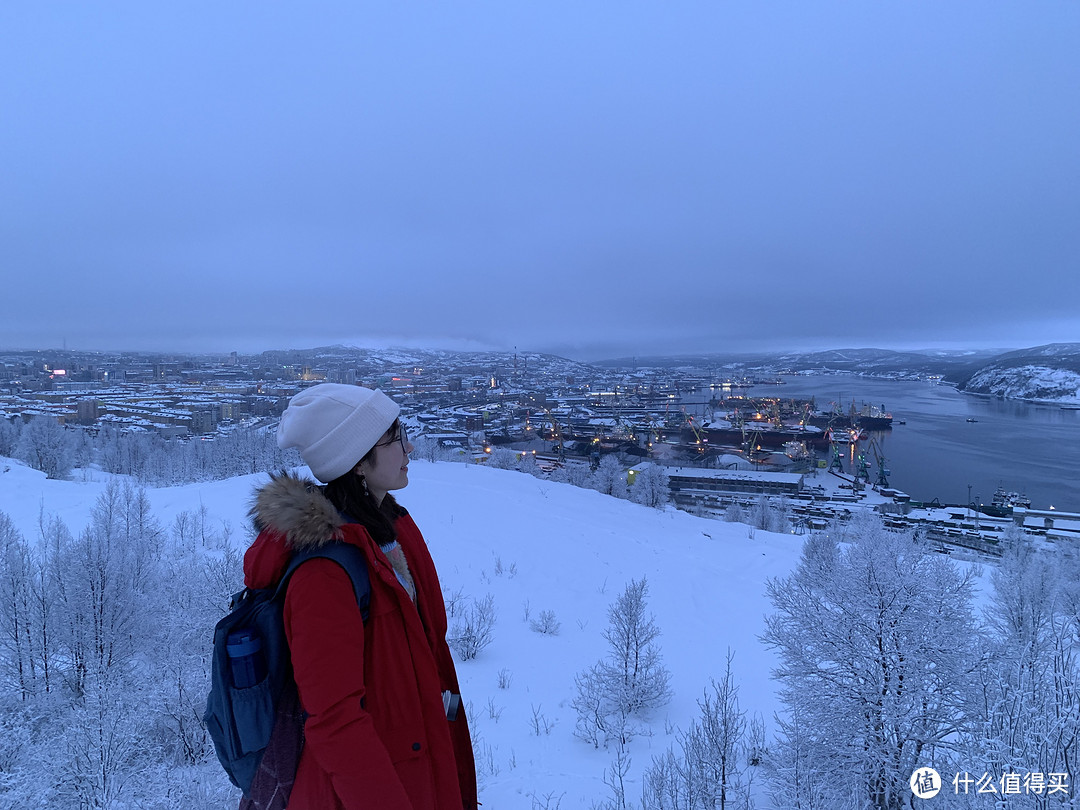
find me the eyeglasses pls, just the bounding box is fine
[374,423,409,453]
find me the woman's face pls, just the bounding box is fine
[359,423,413,504]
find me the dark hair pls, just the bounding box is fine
[321,419,407,547]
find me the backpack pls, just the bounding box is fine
[204,542,370,810]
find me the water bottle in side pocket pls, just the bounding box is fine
[226,629,267,688]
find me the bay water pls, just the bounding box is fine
[696,375,1079,511]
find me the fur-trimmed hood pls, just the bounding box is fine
[244,471,348,591]
[249,470,345,551]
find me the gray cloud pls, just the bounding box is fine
[2,2,1078,360]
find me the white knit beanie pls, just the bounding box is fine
[277,384,401,483]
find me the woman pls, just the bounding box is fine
[243,383,478,809]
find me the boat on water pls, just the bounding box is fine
[697,424,831,450]
[981,486,1032,516]
[856,403,894,430]
[809,402,894,430]
[966,417,978,423]
[827,426,864,444]
[994,487,1031,509]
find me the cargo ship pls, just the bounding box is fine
[693,424,832,451]
[979,487,1032,517]
[807,402,893,430]
[855,403,894,430]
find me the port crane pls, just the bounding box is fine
[854,448,872,485]
[854,437,891,489]
[798,402,812,430]
[824,400,847,429]
[611,402,636,442]
[540,408,567,462]
[867,435,890,489]
[684,411,708,455]
[771,400,783,430]
[739,418,765,467]
[828,439,845,473]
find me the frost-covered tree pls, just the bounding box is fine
[549,462,591,488]
[0,417,20,458]
[602,576,672,716]
[46,483,162,695]
[964,536,1080,801]
[517,451,540,477]
[589,454,628,499]
[0,694,39,802]
[574,577,672,748]
[51,680,155,808]
[72,429,94,479]
[723,501,746,524]
[643,651,754,810]
[769,497,792,534]
[487,447,519,469]
[764,702,826,810]
[0,488,245,806]
[629,463,670,509]
[761,515,979,810]
[0,509,67,702]
[0,512,36,700]
[749,495,790,534]
[448,593,497,661]
[93,425,301,485]
[411,435,455,463]
[410,435,437,462]
[16,416,74,479]
[149,542,241,767]
[743,498,794,535]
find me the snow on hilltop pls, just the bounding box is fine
[957,343,1080,404]
[963,365,1080,403]
[0,456,802,807]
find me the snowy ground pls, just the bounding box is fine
[0,456,810,807]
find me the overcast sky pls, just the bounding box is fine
[2,2,1078,361]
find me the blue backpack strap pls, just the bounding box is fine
[277,542,371,621]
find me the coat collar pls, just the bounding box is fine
[249,470,345,551]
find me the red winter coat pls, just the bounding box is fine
[245,473,478,809]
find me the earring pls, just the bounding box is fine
[359,474,370,497]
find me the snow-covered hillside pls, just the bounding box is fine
[962,365,1080,404]
[958,343,1080,404]
[0,456,803,808]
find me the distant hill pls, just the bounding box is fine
[956,343,1080,403]
[772,348,1005,377]
[594,347,1006,378]
[256,345,600,379]
[252,344,1080,404]
[595,344,1080,404]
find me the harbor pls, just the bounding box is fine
[660,463,1080,560]
[444,373,1079,557]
